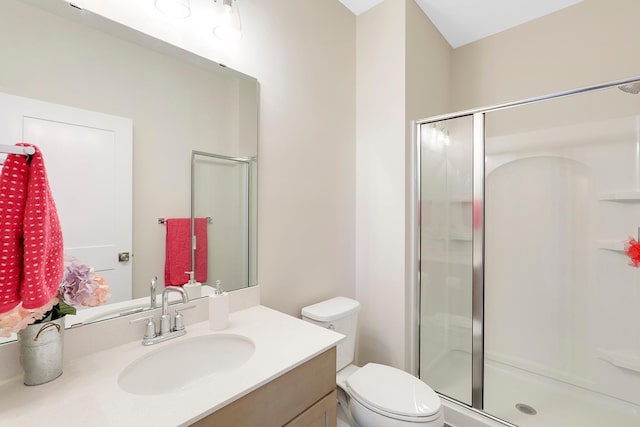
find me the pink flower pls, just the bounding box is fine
[0,256,110,335]
[82,274,111,307]
[0,297,58,337]
[625,238,640,267]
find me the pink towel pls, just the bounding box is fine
[0,143,64,314]
[164,218,208,286]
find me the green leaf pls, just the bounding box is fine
[51,300,76,320]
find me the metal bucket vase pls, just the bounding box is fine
[17,316,65,386]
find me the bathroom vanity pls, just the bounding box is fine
[193,348,337,426]
[0,304,343,426]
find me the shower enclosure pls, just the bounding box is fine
[414,77,640,426]
[191,151,256,292]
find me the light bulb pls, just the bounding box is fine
[213,0,243,41]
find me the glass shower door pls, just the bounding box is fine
[417,78,640,427]
[419,115,474,405]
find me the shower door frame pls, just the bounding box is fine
[410,75,640,419]
[190,150,253,286]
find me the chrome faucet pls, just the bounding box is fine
[160,286,189,335]
[130,285,194,346]
[150,276,158,308]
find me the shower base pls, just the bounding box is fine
[424,350,640,427]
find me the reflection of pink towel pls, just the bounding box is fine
[0,143,63,314]
[164,218,208,286]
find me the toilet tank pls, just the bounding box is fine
[301,297,360,371]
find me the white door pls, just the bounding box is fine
[0,92,133,303]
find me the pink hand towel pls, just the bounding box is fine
[0,143,63,314]
[164,218,208,286]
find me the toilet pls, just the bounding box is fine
[302,297,444,427]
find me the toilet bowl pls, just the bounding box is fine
[346,363,444,426]
[302,297,444,427]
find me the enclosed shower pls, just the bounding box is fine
[414,77,640,426]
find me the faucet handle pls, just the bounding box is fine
[174,305,196,331]
[150,276,158,308]
[130,315,157,339]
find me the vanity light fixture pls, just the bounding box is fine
[213,0,243,41]
[155,0,191,19]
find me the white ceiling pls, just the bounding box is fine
[339,0,583,48]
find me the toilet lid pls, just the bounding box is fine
[346,363,441,418]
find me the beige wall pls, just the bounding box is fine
[243,1,357,315]
[355,0,407,368]
[452,0,640,110]
[355,0,451,369]
[405,0,452,122]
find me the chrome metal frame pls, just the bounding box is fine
[440,395,520,427]
[411,75,640,418]
[471,113,485,409]
[408,120,421,376]
[415,75,640,126]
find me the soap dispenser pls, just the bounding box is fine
[209,280,229,330]
[183,271,202,299]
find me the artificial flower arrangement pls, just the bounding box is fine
[625,237,640,267]
[0,256,110,337]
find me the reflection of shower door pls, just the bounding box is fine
[191,151,252,292]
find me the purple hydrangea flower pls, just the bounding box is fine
[58,259,99,306]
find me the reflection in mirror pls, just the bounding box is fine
[0,0,258,343]
[191,151,256,293]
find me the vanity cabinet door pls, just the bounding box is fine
[285,390,337,427]
[191,347,336,427]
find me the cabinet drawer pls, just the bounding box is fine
[285,390,337,427]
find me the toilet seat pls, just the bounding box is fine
[346,363,442,421]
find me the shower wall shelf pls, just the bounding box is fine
[598,191,640,201]
[597,349,640,373]
[596,240,626,252]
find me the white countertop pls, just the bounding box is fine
[0,305,344,426]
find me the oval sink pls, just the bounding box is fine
[118,334,255,395]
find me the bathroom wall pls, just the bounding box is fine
[451,0,640,110]
[25,0,358,316]
[355,0,407,369]
[355,0,451,369]
[243,1,357,316]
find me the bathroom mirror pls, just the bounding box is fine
[0,0,258,341]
